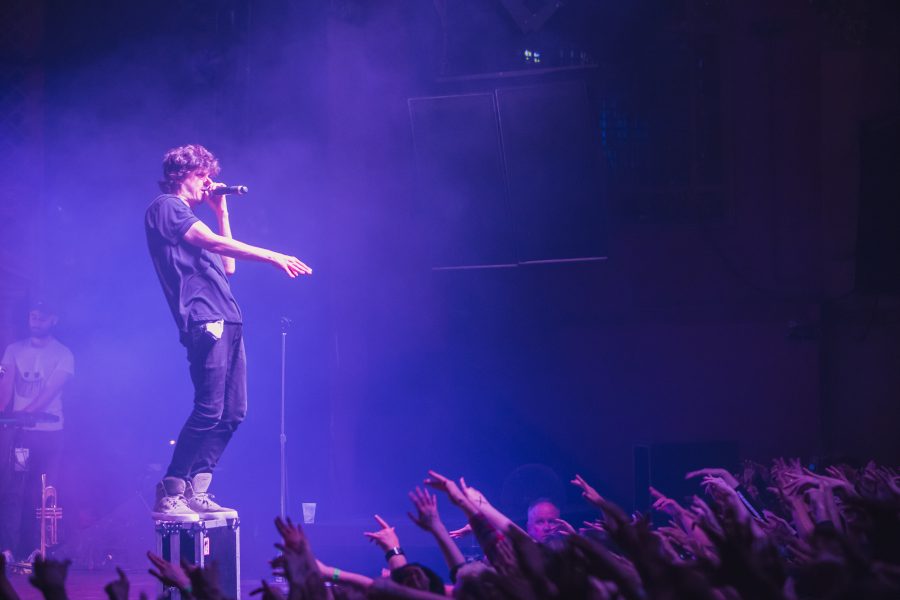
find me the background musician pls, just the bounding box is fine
[0,299,74,562]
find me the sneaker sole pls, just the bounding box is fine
[195,510,239,520]
[151,512,201,522]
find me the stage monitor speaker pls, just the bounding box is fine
[633,441,739,517]
[495,81,607,263]
[409,93,517,269]
[856,114,900,294]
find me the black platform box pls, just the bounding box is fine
[155,518,240,600]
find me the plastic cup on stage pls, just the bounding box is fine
[302,502,316,524]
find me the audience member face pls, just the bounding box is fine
[527,500,561,542]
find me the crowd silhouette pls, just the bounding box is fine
[1,458,899,599]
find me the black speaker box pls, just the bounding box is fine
[856,114,900,294]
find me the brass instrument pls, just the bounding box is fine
[35,473,63,557]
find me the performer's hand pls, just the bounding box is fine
[204,181,229,214]
[270,252,312,278]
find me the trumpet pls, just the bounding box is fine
[35,474,62,556]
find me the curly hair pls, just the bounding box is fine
[158,144,221,193]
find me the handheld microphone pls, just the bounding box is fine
[211,185,249,196]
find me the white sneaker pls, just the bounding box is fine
[187,492,238,520]
[152,493,200,522]
[151,478,200,522]
[186,473,238,520]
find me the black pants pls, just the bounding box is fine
[0,428,63,557]
[166,322,247,481]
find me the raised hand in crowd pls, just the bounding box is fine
[422,471,522,583]
[571,474,603,508]
[275,516,305,553]
[313,559,372,591]
[407,487,465,580]
[686,467,740,489]
[185,561,227,600]
[103,567,129,600]
[579,518,606,536]
[271,517,326,600]
[364,515,408,570]
[423,471,478,518]
[459,478,522,536]
[147,552,191,598]
[553,518,577,536]
[447,524,471,540]
[0,552,21,600]
[407,487,442,533]
[701,475,753,524]
[29,555,71,600]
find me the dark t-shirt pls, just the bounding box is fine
[145,194,242,342]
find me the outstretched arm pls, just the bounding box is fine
[458,479,523,537]
[314,560,373,589]
[407,487,466,576]
[183,220,312,278]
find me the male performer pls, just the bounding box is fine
[145,144,311,521]
[0,300,73,559]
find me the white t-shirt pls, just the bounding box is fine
[1,337,74,432]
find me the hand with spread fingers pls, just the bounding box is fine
[407,486,442,533]
[275,516,305,552]
[146,552,190,595]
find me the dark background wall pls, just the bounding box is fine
[1,0,898,576]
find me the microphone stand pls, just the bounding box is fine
[279,316,292,519]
